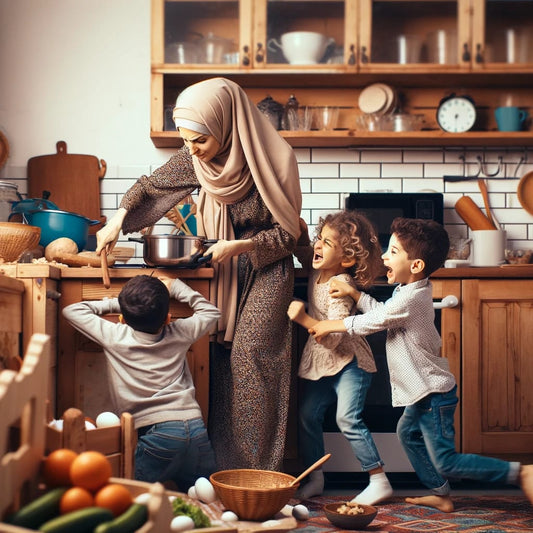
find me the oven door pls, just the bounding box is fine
[323,279,461,473]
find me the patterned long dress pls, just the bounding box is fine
[120,147,296,471]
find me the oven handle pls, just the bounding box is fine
[433,295,459,309]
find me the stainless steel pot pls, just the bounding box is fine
[129,234,217,268]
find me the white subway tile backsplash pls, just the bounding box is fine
[298,163,339,178]
[359,178,401,192]
[294,148,311,162]
[101,178,138,194]
[402,179,443,192]
[302,193,342,209]
[381,163,423,178]
[312,179,359,193]
[311,148,358,163]
[403,150,444,163]
[360,150,402,163]
[340,163,381,178]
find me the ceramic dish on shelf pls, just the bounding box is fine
[517,170,533,215]
[358,83,396,115]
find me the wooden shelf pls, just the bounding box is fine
[151,129,533,149]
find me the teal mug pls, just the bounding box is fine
[494,106,528,131]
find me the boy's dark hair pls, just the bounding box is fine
[118,275,170,334]
[316,210,384,287]
[391,217,450,276]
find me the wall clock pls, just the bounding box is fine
[436,94,477,133]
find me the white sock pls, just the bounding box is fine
[296,469,324,499]
[351,472,393,506]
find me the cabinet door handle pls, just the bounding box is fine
[255,43,264,63]
[433,295,459,309]
[462,43,471,62]
[475,43,483,63]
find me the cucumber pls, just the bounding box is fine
[6,487,67,529]
[39,506,114,533]
[94,503,148,533]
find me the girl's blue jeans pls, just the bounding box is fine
[397,385,520,495]
[135,418,216,491]
[299,358,385,472]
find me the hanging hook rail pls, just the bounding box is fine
[443,155,482,182]
[477,155,503,177]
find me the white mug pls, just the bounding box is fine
[471,229,506,267]
[268,32,334,65]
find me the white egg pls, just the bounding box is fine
[221,510,239,522]
[134,492,151,505]
[85,420,96,430]
[194,477,217,504]
[170,515,195,532]
[187,486,198,499]
[48,419,63,430]
[95,411,120,428]
[292,504,310,521]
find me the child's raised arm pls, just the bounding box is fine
[287,300,318,330]
[309,319,347,343]
[329,278,361,303]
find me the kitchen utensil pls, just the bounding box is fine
[0,222,41,262]
[358,83,396,115]
[46,250,116,268]
[165,41,199,64]
[210,469,298,521]
[128,234,217,268]
[378,113,425,132]
[24,209,100,250]
[196,32,234,64]
[27,141,107,234]
[323,502,377,530]
[517,170,533,215]
[471,229,506,266]
[495,106,528,131]
[101,246,111,289]
[289,453,331,486]
[268,31,334,65]
[0,181,22,222]
[454,196,496,230]
[477,178,496,227]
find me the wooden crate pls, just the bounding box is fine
[46,408,136,479]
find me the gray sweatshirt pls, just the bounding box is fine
[62,278,221,428]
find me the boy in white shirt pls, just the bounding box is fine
[310,217,533,512]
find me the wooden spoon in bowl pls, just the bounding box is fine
[290,453,332,486]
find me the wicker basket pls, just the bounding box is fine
[0,222,41,262]
[210,469,298,521]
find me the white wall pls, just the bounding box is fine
[1,0,532,260]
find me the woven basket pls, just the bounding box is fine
[0,222,41,262]
[210,469,298,521]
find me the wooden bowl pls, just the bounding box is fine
[323,502,377,530]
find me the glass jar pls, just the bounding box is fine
[0,181,21,222]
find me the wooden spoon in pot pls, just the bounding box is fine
[290,453,332,486]
[478,178,497,228]
[101,245,111,289]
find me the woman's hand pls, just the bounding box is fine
[204,239,254,263]
[96,208,127,255]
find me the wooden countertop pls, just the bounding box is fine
[433,265,533,279]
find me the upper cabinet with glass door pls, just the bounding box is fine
[357,0,471,71]
[154,0,253,69]
[253,0,354,69]
[470,0,533,72]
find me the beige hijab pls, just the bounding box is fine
[173,78,302,342]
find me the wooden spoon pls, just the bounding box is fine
[289,453,331,486]
[101,245,111,289]
[478,178,497,228]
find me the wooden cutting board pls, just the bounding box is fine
[27,140,107,234]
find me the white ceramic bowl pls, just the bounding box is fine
[280,31,333,65]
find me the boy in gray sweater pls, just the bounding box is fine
[62,274,221,491]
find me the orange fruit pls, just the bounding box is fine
[94,483,133,517]
[42,448,78,487]
[59,486,94,514]
[69,451,112,492]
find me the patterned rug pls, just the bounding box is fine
[294,495,533,532]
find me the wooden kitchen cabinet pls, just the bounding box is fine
[461,278,533,459]
[0,264,60,417]
[151,0,533,149]
[57,267,215,423]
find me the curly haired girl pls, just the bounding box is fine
[288,210,392,504]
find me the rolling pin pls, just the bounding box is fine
[50,251,116,268]
[455,196,496,230]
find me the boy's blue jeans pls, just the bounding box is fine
[397,385,520,495]
[135,418,216,491]
[299,358,384,472]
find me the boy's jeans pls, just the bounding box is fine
[397,385,520,495]
[135,418,216,491]
[299,358,384,472]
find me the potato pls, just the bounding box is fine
[45,237,78,260]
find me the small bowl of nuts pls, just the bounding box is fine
[505,249,532,264]
[323,501,377,529]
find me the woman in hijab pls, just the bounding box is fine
[96,77,302,471]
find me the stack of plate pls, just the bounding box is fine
[358,83,397,115]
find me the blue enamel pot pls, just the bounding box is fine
[24,209,100,250]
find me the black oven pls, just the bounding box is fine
[345,192,444,251]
